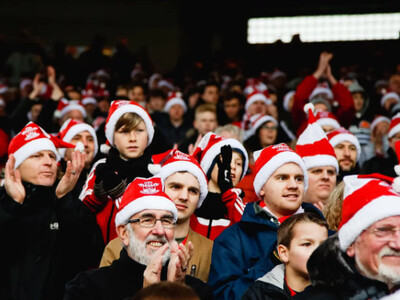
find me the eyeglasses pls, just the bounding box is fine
[261,124,278,131]
[369,226,400,241]
[127,216,176,229]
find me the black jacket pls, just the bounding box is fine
[361,147,398,178]
[64,248,214,300]
[0,182,104,300]
[293,235,389,300]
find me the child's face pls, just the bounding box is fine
[113,121,148,159]
[210,150,244,187]
[283,222,328,279]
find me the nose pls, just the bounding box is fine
[129,131,137,141]
[388,229,400,250]
[321,170,329,180]
[179,188,189,201]
[287,177,299,189]
[151,220,166,235]
[230,160,236,171]
[343,147,350,157]
[43,155,53,166]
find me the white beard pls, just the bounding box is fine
[126,225,171,266]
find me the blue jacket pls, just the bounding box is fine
[208,202,323,300]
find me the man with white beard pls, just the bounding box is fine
[293,174,400,299]
[64,176,212,300]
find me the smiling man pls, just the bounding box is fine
[294,174,400,299]
[209,143,324,300]
[64,176,212,300]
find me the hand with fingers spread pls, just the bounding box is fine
[216,145,234,193]
[47,66,64,101]
[29,73,45,100]
[313,51,333,79]
[143,243,169,288]
[167,241,186,284]
[4,154,25,204]
[56,151,86,199]
[178,241,194,274]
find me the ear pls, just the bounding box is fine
[259,189,265,197]
[346,243,355,258]
[193,119,198,130]
[278,244,289,263]
[117,225,130,247]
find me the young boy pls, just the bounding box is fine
[242,213,328,299]
[80,100,154,244]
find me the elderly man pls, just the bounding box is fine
[294,174,400,299]
[98,149,213,282]
[0,122,103,300]
[64,176,212,300]
[209,143,323,300]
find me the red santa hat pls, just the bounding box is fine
[338,174,400,251]
[309,85,334,100]
[327,127,361,158]
[243,113,278,141]
[58,118,98,158]
[244,91,272,112]
[148,149,208,207]
[315,110,341,130]
[370,115,390,133]
[296,105,339,172]
[82,96,97,106]
[114,176,178,226]
[163,92,187,113]
[54,99,87,120]
[244,79,268,96]
[388,112,400,138]
[380,91,400,107]
[105,100,154,147]
[253,143,308,199]
[192,132,249,180]
[8,122,77,169]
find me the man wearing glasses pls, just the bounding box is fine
[64,176,212,300]
[294,174,400,299]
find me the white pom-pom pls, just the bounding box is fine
[148,164,161,175]
[303,102,315,114]
[74,142,85,153]
[392,177,400,193]
[100,144,111,154]
[394,165,400,176]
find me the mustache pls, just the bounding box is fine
[379,247,400,258]
[145,234,169,245]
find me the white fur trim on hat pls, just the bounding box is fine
[338,195,400,251]
[245,94,272,111]
[381,92,400,107]
[283,91,295,112]
[115,195,178,226]
[310,87,333,100]
[59,103,87,119]
[371,116,390,133]
[105,104,154,146]
[13,138,59,169]
[329,133,361,158]
[302,154,339,173]
[200,139,249,181]
[58,124,98,158]
[164,98,187,113]
[158,161,208,208]
[316,118,341,130]
[253,151,308,199]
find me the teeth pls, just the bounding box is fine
[149,242,163,247]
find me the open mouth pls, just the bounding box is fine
[283,194,298,199]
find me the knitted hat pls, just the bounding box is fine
[8,122,76,169]
[315,110,340,130]
[388,112,400,138]
[296,106,339,172]
[54,99,87,120]
[105,100,154,146]
[245,91,272,112]
[370,116,390,133]
[327,127,362,158]
[283,90,295,112]
[338,174,400,251]
[380,92,400,107]
[253,143,308,199]
[149,149,208,208]
[310,97,332,112]
[114,176,178,226]
[58,118,98,158]
[243,113,278,141]
[192,132,249,180]
[309,86,334,100]
[163,92,187,113]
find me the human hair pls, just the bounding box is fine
[194,103,217,118]
[149,88,166,100]
[199,81,219,95]
[323,181,345,231]
[131,281,199,300]
[223,91,245,106]
[277,212,328,249]
[115,112,145,132]
[215,124,244,143]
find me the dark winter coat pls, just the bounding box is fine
[64,248,214,300]
[293,235,389,300]
[0,182,104,300]
[361,147,398,178]
[209,201,323,300]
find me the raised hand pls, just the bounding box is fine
[216,145,234,193]
[167,241,187,284]
[56,151,85,199]
[4,154,26,204]
[143,243,169,288]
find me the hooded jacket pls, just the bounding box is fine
[293,235,389,300]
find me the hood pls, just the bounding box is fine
[257,263,285,289]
